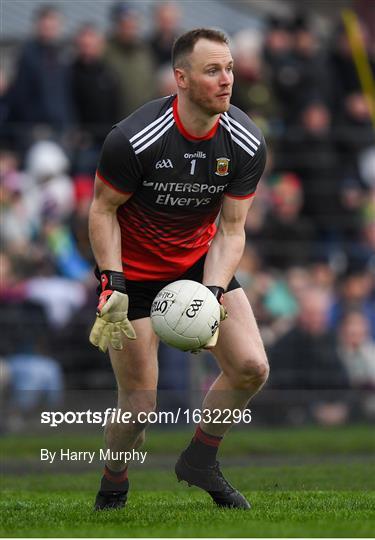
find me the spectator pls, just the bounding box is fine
[0,249,87,332]
[25,273,88,329]
[309,255,337,296]
[41,217,92,282]
[148,2,182,67]
[25,140,75,223]
[262,16,298,128]
[354,195,375,265]
[283,100,343,247]
[231,29,278,127]
[329,22,374,188]
[105,2,155,117]
[269,287,349,424]
[71,24,122,146]
[291,13,332,110]
[0,252,52,356]
[260,172,315,269]
[0,150,38,253]
[338,311,375,389]
[329,22,374,121]
[329,261,375,339]
[6,352,64,432]
[338,91,374,185]
[8,5,74,148]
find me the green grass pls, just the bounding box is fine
[1,466,374,537]
[1,425,375,459]
[1,427,374,537]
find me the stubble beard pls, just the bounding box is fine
[188,85,231,116]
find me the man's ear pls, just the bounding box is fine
[174,67,188,89]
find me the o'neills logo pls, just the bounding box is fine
[215,157,230,176]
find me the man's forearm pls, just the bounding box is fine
[203,229,246,289]
[88,202,123,272]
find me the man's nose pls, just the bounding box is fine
[219,70,232,85]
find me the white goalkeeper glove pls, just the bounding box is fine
[89,270,136,353]
[192,286,228,353]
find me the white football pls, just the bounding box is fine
[150,280,221,351]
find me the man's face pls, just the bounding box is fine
[36,12,62,43]
[117,13,139,43]
[77,29,104,62]
[182,39,234,115]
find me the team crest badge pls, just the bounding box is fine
[215,157,230,176]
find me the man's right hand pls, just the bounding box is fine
[89,270,136,353]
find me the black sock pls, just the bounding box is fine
[100,465,129,492]
[183,426,223,468]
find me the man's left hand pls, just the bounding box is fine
[192,286,227,352]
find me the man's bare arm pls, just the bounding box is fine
[88,175,132,272]
[203,195,255,289]
[88,175,136,352]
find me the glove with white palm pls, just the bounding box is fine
[89,270,136,353]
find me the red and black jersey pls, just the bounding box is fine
[97,95,266,280]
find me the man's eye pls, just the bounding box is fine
[207,69,217,75]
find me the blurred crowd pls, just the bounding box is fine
[0,2,374,430]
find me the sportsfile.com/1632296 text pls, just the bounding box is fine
[40,408,252,428]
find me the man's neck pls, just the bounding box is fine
[177,95,220,138]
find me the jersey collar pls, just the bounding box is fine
[173,96,220,141]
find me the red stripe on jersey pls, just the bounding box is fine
[124,243,210,281]
[225,192,256,200]
[117,199,218,280]
[96,170,134,195]
[173,97,220,141]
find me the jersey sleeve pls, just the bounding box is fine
[96,126,142,193]
[225,134,267,198]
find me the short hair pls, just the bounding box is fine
[34,4,61,20]
[172,28,229,68]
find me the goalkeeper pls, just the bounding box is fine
[89,27,269,511]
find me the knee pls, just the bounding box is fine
[107,398,157,436]
[130,399,157,433]
[134,430,146,448]
[130,401,156,433]
[231,354,269,391]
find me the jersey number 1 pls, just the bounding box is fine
[189,159,196,176]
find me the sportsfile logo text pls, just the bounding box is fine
[41,408,252,427]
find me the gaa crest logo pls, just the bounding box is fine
[185,298,204,318]
[215,157,230,176]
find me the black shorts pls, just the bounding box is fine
[125,254,241,321]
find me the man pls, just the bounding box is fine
[89,28,269,511]
[148,2,182,67]
[71,24,122,144]
[105,2,155,117]
[9,5,74,142]
[269,287,349,424]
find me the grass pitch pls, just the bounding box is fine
[1,426,374,537]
